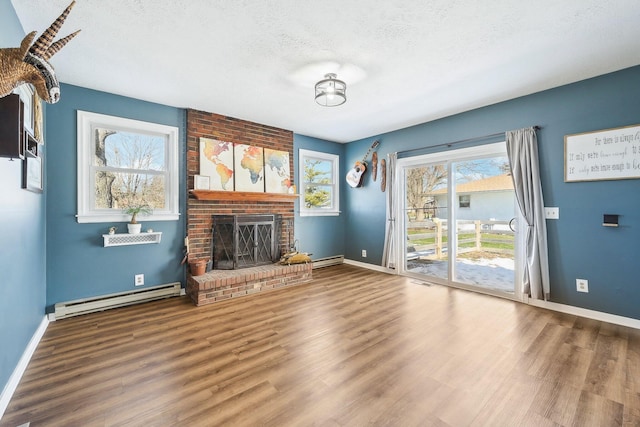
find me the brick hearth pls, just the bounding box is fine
[186,263,312,306]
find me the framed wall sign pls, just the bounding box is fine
[23,153,43,193]
[565,124,640,182]
[194,174,210,190]
[14,84,34,136]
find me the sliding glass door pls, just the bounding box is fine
[398,143,522,300]
[404,162,449,281]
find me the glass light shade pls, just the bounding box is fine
[315,73,347,107]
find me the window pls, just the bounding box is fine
[77,111,180,223]
[459,194,471,208]
[299,149,339,216]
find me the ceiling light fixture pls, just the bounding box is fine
[315,73,346,107]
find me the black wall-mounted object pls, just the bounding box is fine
[0,94,26,160]
[603,214,619,227]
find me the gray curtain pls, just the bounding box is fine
[381,152,397,269]
[506,127,550,300]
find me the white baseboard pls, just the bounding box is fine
[344,259,395,274]
[525,297,640,330]
[347,259,640,330]
[0,316,49,421]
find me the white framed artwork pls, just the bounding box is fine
[194,174,210,190]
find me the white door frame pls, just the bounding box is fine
[394,142,524,302]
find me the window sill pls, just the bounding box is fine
[299,211,340,217]
[77,213,180,223]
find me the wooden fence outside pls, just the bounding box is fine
[407,219,514,259]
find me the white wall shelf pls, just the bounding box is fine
[103,232,162,247]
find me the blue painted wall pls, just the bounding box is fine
[0,0,47,398]
[344,66,640,320]
[3,0,640,403]
[45,84,186,310]
[293,134,346,258]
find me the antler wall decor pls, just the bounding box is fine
[0,1,80,103]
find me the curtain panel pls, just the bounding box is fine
[381,152,397,269]
[506,127,550,300]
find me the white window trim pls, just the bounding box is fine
[76,110,180,223]
[299,149,340,217]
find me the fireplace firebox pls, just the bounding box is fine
[211,214,282,270]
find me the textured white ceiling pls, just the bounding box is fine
[10,0,640,142]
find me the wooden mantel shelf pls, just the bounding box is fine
[190,190,298,203]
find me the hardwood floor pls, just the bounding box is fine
[2,264,640,426]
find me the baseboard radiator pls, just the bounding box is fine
[53,282,181,320]
[312,255,344,269]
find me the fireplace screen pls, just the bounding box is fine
[211,214,282,269]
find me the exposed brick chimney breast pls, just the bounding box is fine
[186,109,295,262]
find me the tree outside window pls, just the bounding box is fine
[95,129,167,210]
[405,165,447,221]
[77,111,179,223]
[299,149,339,216]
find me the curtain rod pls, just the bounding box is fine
[395,125,541,156]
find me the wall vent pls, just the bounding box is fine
[53,282,181,320]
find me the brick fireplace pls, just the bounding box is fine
[186,109,311,306]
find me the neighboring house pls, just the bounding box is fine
[430,174,515,223]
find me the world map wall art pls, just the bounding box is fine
[198,138,291,194]
[264,148,291,194]
[199,137,234,191]
[234,143,264,192]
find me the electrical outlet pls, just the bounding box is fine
[576,278,588,293]
[361,249,367,257]
[545,207,559,219]
[135,274,144,286]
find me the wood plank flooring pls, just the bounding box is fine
[2,264,640,426]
